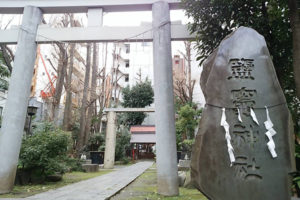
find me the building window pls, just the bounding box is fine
[125,74,129,82]
[125,60,130,68]
[125,44,130,53]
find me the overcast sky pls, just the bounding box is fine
[103,10,190,26]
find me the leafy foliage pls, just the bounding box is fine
[181,0,300,131]
[182,0,291,67]
[63,157,84,172]
[115,127,131,161]
[175,104,202,150]
[87,133,105,151]
[122,80,154,108]
[121,80,154,125]
[19,123,72,179]
[179,139,195,153]
[293,142,300,194]
[0,51,10,90]
[32,121,56,134]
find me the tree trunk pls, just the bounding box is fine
[185,41,193,103]
[62,43,75,131]
[62,14,75,131]
[289,0,300,98]
[77,43,92,156]
[52,44,68,123]
[98,43,108,132]
[177,41,195,105]
[85,42,99,144]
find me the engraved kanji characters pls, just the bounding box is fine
[231,87,257,116]
[232,124,259,148]
[234,156,262,180]
[227,58,262,180]
[228,58,254,80]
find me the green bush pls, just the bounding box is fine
[176,104,201,150]
[32,121,56,134]
[88,133,105,151]
[292,142,300,195]
[19,125,72,179]
[180,139,195,153]
[121,80,154,126]
[64,157,84,172]
[121,156,130,165]
[70,122,80,142]
[115,127,131,161]
[98,144,105,152]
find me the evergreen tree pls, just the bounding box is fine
[120,80,154,126]
[182,0,300,131]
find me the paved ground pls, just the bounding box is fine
[2,161,153,200]
[110,165,207,200]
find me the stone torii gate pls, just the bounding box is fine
[0,0,194,196]
[102,107,155,169]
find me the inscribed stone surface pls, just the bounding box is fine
[191,27,295,200]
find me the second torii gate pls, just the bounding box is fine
[102,107,155,169]
[0,0,194,196]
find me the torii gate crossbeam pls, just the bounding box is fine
[0,24,194,44]
[0,0,181,13]
[0,0,194,44]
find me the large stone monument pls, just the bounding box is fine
[191,27,296,200]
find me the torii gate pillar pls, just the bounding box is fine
[0,6,42,193]
[152,1,179,196]
[103,111,117,169]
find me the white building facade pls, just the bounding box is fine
[99,40,205,125]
